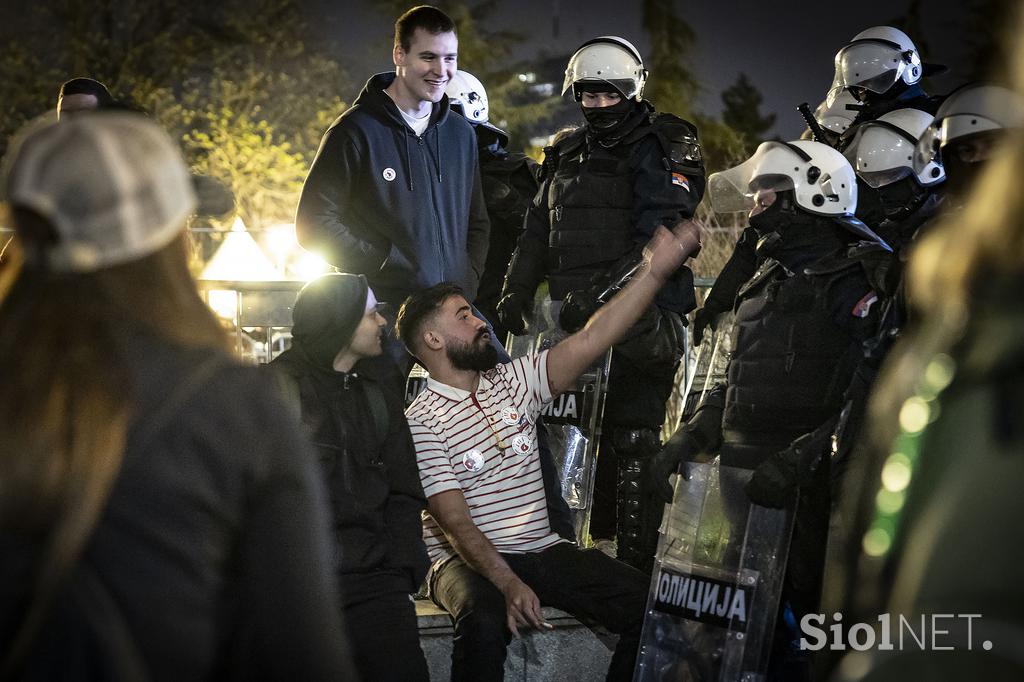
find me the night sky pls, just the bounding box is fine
[309,0,984,138]
[0,0,991,139]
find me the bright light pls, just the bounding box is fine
[862,528,891,557]
[265,223,298,262]
[201,217,283,281]
[291,251,331,281]
[875,488,905,514]
[881,453,912,492]
[898,396,931,434]
[923,354,956,393]
[207,289,238,321]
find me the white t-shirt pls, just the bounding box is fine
[397,104,431,136]
[407,351,566,566]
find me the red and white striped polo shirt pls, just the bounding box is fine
[407,351,566,566]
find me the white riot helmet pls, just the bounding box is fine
[562,36,647,101]
[445,70,489,124]
[828,26,923,106]
[848,109,945,189]
[709,140,887,246]
[815,89,859,134]
[913,84,1024,174]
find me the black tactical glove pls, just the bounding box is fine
[692,307,715,347]
[745,424,832,508]
[642,430,698,505]
[496,291,532,336]
[558,288,599,333]
[745,451,800,509]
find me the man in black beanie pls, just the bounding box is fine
[269,273,431,682]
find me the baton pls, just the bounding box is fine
[798,102,831,145]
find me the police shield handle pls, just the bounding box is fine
[644,218,703,281]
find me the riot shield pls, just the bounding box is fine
[506,295,613,545]
[682,311,735,421]
[634,461,795,682]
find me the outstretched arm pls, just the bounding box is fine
[546,219,702,397]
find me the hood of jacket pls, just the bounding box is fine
[352,72,452,132]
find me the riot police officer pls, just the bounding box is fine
[691,26,944,346]
[820,85,1024,678]
[498,35,705,569]
[445,70,541,341]
[647,140,885,679]
[913,83,1024,204]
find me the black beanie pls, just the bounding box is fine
[291,273,369,369]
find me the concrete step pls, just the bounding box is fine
[416,599,615,681]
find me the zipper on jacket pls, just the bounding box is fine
[420,134,448,277]
[554,205,563,222]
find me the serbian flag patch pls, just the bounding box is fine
[852,291,879,318]
[671,172,690,191]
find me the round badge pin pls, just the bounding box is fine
[382,167,397,182]
[511,434,531,455]
[500,406,520,426]
[462,449,484,472]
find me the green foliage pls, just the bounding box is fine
[721,73,777,156]
[0,0,350,232]
[642,0,700,120]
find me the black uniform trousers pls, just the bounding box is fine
[428,542,649,682]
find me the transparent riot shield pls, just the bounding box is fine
[683,311,735,420]
[634,461,795,682]
[506,295,613,546]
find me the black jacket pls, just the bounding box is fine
[269,350,430,604]
[475,139,540,336]
[2,330,353,682]
[505,104,704,312]
[296,72,491,305]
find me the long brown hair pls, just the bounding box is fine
[0,213,227,669]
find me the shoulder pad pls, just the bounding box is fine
[648,113,702,168]
[649,113,700,141]
[803,251,861,277]
[737,259,784,300]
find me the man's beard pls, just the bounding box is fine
[447,331,498,372]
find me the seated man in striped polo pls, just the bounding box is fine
[395,219,701,682]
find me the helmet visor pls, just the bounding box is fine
[708,142,798,213]
[569,78,639,101]
[858,165,914,189]
[832,42,904,93]
[912,124,942,175]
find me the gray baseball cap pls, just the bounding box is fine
[2,111,196,273]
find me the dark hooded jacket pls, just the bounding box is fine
[296,72,490,306]
[269,275,429,602]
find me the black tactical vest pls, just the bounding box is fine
[543,129,639,299]
[720,260,862,468]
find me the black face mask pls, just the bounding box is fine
[749,191,846,271]
[876,175,930,221]
[581,97,635,132]
[854,177,888,228]
[942,156,987,206]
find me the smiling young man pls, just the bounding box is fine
[296,5,490,365]
[397,219,702,682]
[269,273,432,682]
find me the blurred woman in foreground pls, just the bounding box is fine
[0,112,355,681]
